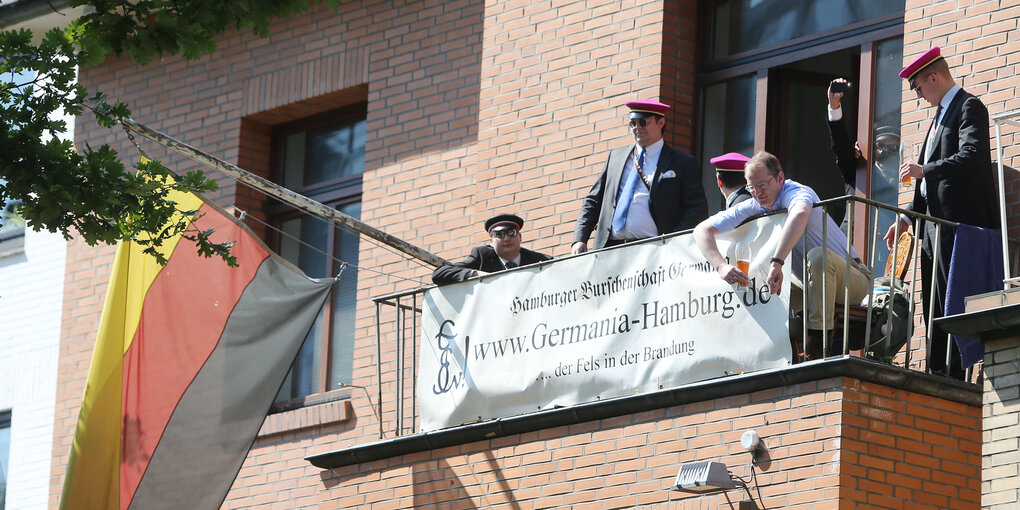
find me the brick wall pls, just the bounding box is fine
[53,0,702,506]
[978,334,1020,509]
[317,377,980,509]
[51,0,1012,508]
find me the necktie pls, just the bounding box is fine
[504,260,517,270]
[611,148,645,233]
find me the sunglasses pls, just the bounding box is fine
[628,117,660,127]
[490,229,518,239]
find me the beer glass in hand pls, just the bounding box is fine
[899,142,916,190]
[735,242,751,287]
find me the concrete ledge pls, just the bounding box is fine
[306,356,979,469]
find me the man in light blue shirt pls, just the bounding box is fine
[694,151,871,362]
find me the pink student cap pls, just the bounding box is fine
[899,46,944,81]
[625,99,670,119]
[710,152,750,172]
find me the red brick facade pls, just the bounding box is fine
[50,0,1017,508]
[315,377,980,509]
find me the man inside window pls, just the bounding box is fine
[432,213,552,285]
[694,151,871,362]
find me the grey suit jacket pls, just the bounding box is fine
[572,143,708,249]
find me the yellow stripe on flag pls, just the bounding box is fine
[59,167,204,510]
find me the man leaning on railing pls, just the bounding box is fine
[694,151,871,363]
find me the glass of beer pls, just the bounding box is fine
[735,242,751,287]
[899,142,915,190]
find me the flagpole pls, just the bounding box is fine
[121,117,450,268]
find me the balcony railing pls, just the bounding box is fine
[372,196,1017,438]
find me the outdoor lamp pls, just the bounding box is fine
[671,460,739,494]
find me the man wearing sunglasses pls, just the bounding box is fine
[432,213,552,285]
[571,99,708,254]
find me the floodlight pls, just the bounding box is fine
[671,460,738,494]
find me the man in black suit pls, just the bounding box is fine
[432,213,552,285]
[883,47,999,378]
[571,99,708,253]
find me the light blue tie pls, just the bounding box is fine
[612,148,645,233]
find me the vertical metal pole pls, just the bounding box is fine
[842,198,855,355]
[928,225,942,373]
[411,292,419,434]
[395,296,403,437]
[995,119,1010,286]
[375,301,384,439]
[863,203,879,353]
[821,204,829,357]
[801,234,808,360]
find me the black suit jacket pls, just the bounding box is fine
[572,143,708,249]
[826,116,860,233]
[726,188,752,209]
[431,246,552,286]
[911,89,998,230]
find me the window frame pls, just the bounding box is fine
[694,3,905,262]
[267,103,367,401]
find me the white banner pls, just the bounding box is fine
[418,214,792,432]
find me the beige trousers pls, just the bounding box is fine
[790,247,872,330]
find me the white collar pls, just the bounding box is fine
[636,138,665,158]
[939,84,961,114]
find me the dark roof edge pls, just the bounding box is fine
[306,356,980,469]
[0,0,71,28]
[935,302,1020,339]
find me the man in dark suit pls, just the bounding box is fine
[710,152,752,209]
[571,99,708,253]
[883,47,999,378]
[827,78,900,266]
[432,213,552,285]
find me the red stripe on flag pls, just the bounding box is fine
[119,204,268,509]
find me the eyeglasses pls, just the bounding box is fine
[745,175,777,193]
[491,229,518,239]
[628,118,651,127]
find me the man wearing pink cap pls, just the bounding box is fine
[571,99,708,253]
[710,152,752,209]
[883,47,999,378]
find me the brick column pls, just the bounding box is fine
[982,334,1020,509]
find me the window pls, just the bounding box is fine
[0,198,25,257]
[698,2,905,264]
[0,411,10,510]
[700,74,756,214]
[867,37,905,272]
[709,0,904,61]
[271,105,365,402]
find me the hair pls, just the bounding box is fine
[746,151,782,177]
[717,170,746,189]
[910,58,951,88]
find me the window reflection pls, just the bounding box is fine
[701,75,756,214]
[869,37,904,272]
[710,0,904,60]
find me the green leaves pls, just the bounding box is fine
[1,1,339,265]
[68,0,343,64]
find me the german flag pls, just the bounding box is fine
[59,184,333,509]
